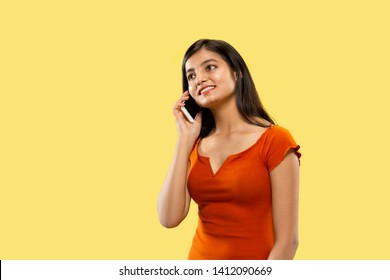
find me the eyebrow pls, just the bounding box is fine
[186,59,218,73]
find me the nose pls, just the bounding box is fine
[195,70,208,85]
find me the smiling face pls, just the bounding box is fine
[185,48,237,109]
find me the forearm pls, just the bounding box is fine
[157,137,194,228]
[267,239,299,260]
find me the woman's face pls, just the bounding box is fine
[185,48,236,109]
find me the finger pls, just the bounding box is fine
[178,95,189,103]
[173,106,188,123]
[173,102,186,111]
[174,108,189,128]
[194,110,202,123]
[173,96,189,112]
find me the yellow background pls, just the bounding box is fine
[1,0,389,259]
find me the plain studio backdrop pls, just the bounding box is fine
[1,0,389,259]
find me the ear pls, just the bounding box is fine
[234,71,242,81]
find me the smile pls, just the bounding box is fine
[199,86,215,95]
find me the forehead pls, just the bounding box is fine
[185,48,224,71]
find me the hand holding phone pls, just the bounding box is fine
[180,93,201,123]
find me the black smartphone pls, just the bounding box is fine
[180,94,201,123]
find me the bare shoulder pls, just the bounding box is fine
[253,117,273,128]
[244,117,273,135]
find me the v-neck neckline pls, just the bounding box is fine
[196,125,273,176]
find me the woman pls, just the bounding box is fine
[157,39,301,260]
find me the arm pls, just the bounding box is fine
[157,138,193,228]
[267,149,300,259]
[157,91,202,228]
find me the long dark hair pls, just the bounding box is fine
[182,39,275,138]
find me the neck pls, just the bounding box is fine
[209,97,246,135]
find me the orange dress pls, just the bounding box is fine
[187,125,301,260]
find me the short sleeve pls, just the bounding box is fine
[189,137,201,170]
[263,126,301,172]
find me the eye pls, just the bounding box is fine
[187,73,195,81]
[206,65,216,71]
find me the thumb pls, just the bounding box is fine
[194,110,203,123]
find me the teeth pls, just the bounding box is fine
[200,86,214,94]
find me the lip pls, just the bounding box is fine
[198,85,216,95]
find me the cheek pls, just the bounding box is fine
[212,72,223,82]
[188,83,197,95]
[214,70,233,84]
[215,72,235,89]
